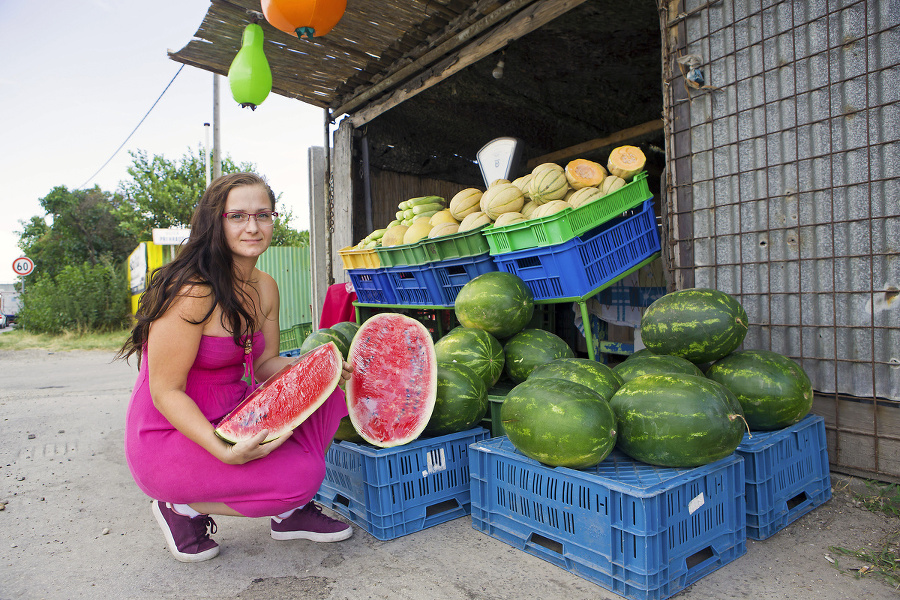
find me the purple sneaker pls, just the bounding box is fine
[270,503,353,542]
[151,500,220,562]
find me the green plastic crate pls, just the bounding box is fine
[482,171,651,254]
[375,226,491,267]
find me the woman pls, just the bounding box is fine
[119,172,352,563]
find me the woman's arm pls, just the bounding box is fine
[148,286,290,464]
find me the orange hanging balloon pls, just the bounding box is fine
[261,0,347,39]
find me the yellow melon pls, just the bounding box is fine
[429,209,458,226]
[381,225,409,247]
[403,220,433,244]
[449,188,483,220]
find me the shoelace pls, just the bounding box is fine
[193,515,218,539]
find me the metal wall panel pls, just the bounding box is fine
[257,246,313,328]
[663,0,899,478]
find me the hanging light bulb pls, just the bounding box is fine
[492,58,505,80]
[261,0,347,39]
[228,23,272,110]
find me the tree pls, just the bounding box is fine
[18,185,138,280]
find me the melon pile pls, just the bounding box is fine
[349,145,648,251]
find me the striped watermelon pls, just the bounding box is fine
[425,362,488,436]
[612,353,705,383]
[433,327,505,388]
[330,321,360,349]
[528,358,622,402]
[706,349,813,431]
[609,373,746,467]
[503,328,575,384]
[640,288,748,364]
[454,271,535,339]
[501,378,617,468]
[300,328,350,359]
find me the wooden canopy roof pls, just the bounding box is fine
[170,0,665,184]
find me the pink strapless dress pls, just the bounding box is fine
[124,333,347,518]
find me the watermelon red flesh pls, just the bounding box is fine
[215,342,342,444]
[346,313,438,448]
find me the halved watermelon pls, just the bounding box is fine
[346,313,438,448]
[215,342,343,444]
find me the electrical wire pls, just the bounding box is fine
[77,64,185,190]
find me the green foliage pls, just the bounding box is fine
[18,260,131,334]
[116,147,254,239]
[18,186,138,280]
[854,481,900,517]
[829,531,900,587]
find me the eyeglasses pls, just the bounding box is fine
[222,211,279,225]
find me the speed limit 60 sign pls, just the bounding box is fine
[12,256,34,276]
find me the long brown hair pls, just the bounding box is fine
[118,172,277,362]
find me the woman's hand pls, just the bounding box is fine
[340,360,353,383]
[222,429,292,465]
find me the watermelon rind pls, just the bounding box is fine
[640,288,748,364]
[425,362,488,437]
[528,357,622,402]
[503,328,575,384]
[215,342,343,444]
[346,313,438,448]
[609,373,746,468]
[329,321,361,349]
[612,353,705,383]
[706,349,813,431]
[501,378,617,469]
[300,328,350,359]
[433,327,505,389]
[454,272,535,339]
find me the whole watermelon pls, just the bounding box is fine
[454,272,535,339]
[609,374,746,468]
[706,349,813,431]
[425,362,488,436]
[503,328,575,384]
[640,288,748,364]
[501,378,617,468]
[300,328,350,359]
[613,353,705,383]
[434,327,505,388]
[330,321,360,349]
[528,358,622,402]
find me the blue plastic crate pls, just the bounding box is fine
[431,253,498,305]
[493,200,661,300]
[469,438,746,600]
[736,414,832,540]
[385,263,447,306]
[347,268,396,304]
[315,427,489,540]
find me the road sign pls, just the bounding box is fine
[12,256,34,277]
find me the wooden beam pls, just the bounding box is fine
[349,0,590,127]
[526,120,665,169]
[335,0,537,117]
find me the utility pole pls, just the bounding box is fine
[213,74,222,179]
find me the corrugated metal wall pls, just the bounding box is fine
[663,0,900,479]
[256,246,313,327]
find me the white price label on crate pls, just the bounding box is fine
[688,492,705,515]
[423,448,447,476]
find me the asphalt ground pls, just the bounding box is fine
[1,349,897,600]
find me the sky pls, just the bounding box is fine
[0,1,328,285]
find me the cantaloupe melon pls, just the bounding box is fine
[565,159,608,190]
[529,163,569,205]
[458,211,492,232]
[449,188,483,220]
[567,187,604,209]
[428,222,459,238]
[607,146,646,181]
[480,183,525,220]
[599,176,626,196]
[492,212,525,227]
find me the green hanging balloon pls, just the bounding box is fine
[228,23,272,110]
